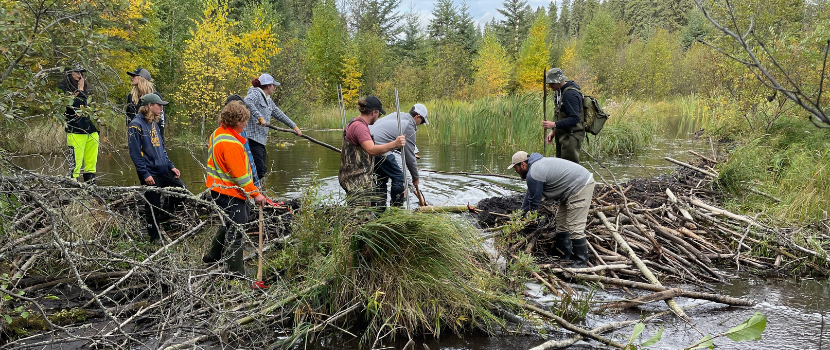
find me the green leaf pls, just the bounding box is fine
[3,314,11,324]
[20,311,28,319]
[640,325,664,347]
[725,312,767,342]
[629,322,645,344]
[687,335,714,349]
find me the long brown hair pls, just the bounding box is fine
[138,105,160,123]
[131,76,155,105]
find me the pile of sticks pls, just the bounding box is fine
[479,152,829,324]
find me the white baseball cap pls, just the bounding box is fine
[258,73,280,86]
[412,104,429,125]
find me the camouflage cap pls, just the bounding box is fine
[545,68,567,84]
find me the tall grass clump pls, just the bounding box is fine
[277,187,509,346]
[716,117,830,223]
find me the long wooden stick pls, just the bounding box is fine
[596,211,691,322]
[260,122,341,153]
[257,204,264,282]
[664,156,718,177]
[542,67,547,156]
[566,273,754,306]
[519,302,627,349]
[594,288,683,311]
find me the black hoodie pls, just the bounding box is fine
[555,80,583,130]
[59,78,98,134]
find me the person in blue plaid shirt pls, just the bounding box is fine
[243,73,302,183]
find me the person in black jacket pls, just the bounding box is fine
[128,93,185,242]
[125,68,166,138]
[60,64,99,183]
[542,68,584,164]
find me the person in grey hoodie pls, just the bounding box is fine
[369,104,428,208]
[243,73,302,182]
[508,151,596,268]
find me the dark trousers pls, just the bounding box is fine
[140,171,186,240]
[249,140,267,181]
[211,191,248,247]
[373,154,405,208]
[554,130,584,164]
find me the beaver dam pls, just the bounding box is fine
[1,153,828,349]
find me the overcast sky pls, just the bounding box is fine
[400,0,559,29]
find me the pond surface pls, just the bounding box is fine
[11,120,829,349]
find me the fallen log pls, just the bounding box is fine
[594,288,683,311]
[664,157,718,178]
[420,169,521,180]
[539,264,630,274]
[517,302,627,349]
[568,273,753,306]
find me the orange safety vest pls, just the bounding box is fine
[205,126,259,200]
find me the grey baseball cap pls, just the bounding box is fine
[545,68,567,84]
[127,67,152,81]
[140,93,168,106]
[412,104,429,125]
[258,73,281,86]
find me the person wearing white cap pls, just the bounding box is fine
[507,150,596,268]
[243,73,303,182]
[368,103,428,208]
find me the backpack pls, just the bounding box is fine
[563,87,610,136]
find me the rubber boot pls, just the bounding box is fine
[552,232,572,261]
[225,244,246,279]
[82,173,96,185]
[389,185,405,207]
[202,227,226,264]
[570,238,589,268]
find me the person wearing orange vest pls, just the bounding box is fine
[201,101,267,277]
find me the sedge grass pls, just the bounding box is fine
[280,186,509,344]
[716,117,830,223]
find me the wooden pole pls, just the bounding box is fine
[260,122,341,153]
[542,67,547,156]
[256,204,264,283]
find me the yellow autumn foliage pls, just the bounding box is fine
[472,32,511,98]
[341,52,362,107]
[174,0,280,124]
[515,14,550,91]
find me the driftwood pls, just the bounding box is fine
[420,168,521,180]
[260,122,342,153]
[594,288,683,311]
[567,273,753,306]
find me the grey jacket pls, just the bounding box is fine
[521,153,593,212]
[243,86,297,145]
[369,112,419,180]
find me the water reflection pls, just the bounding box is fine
[10,127,709,206]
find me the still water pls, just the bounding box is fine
[11,124,830,349]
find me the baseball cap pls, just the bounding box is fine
[364,96,386,114]
[507,151,529,169]
[545,68,567,84]
[127,67,152,81]
[65,63,86,73]
[412,104,429,125]
[258,73,281,86]
[140,93,169,106]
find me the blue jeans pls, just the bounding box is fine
[373,154,405,208]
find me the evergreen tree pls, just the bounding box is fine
[350,0,403,39]
[547,1,559,41]
[428,0,457,44]
[496,0,534,56]
[396,9,428,65]
[306,0,347,102]
[569,0,583,37]
[456,1,480,57]
[579,0,598,34]
[559,0,571,37]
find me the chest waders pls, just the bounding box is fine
[554,88,585,164]
[338,119,376,206]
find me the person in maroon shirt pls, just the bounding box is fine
[338,96,405,206]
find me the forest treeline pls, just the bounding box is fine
[1,0,829,134]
